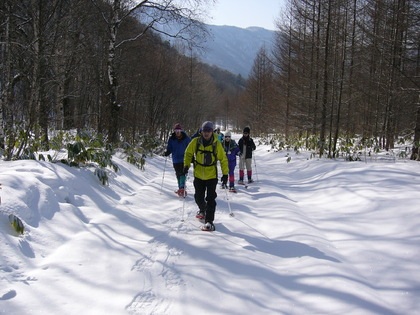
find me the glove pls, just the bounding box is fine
[183,166,189,175]
[221,174,228,186]
[163,151,170,157]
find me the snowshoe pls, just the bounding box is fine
[229,187,237,193]
[195,211,205,221]
[201,222,215,232]
[176,188,187,197]
[238,180,245,185]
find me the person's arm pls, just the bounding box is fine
[217,142,229,175]
[251,139,256,151]
[183,138,195,170]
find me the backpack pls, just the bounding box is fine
[194,138,218,167]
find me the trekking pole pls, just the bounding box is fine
[160,156,167,194]
[181,175,187,222]
[225,187,234,217]
[253,154,259,182]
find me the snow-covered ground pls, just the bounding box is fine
[1,137,419,315]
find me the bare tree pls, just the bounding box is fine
[244,46,275,134]
[90,0,213,143]
[269,0,418,158]
[412,95,420,160]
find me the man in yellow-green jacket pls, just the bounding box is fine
[183,121,229,231]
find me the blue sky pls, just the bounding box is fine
[207,0,285,30]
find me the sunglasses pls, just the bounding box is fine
[225,136,231,138]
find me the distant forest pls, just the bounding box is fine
[1,0,419,160]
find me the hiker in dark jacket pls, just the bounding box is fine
[238,126,256,184]
[164,123,191,196]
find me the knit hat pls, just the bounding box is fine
[243,126,250,134]
[201,121,214,132]
[225,131,232,137]
[173,123,182,131]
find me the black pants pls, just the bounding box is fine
[193,177,218,223]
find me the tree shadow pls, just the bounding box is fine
[217,223,340,263]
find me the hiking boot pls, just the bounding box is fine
[202,222,215,231]
[229,187,237,193]
[238,179,244,185]
[248,179,254,184]
[221,183,227,189]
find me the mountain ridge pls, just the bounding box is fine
[196,25,275,78]
[151,21,276,78]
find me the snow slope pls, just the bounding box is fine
[1,138,419,315]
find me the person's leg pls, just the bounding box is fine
[204,178,218,223]
[194,178,207,214]
[246,159,253,182]
[238,157,245,183]
[174,163,186,196]
[173,163,184,188]
[228,166,235,188]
